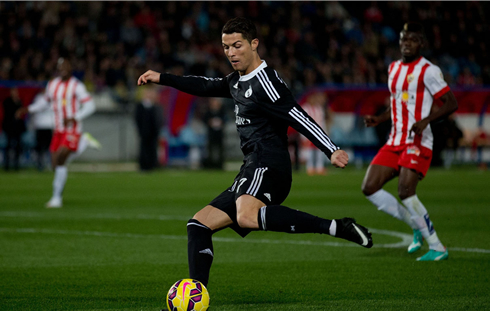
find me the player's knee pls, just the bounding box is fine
[361,180,379,196]
[187,219,212,236]
[398,186,414,200]
[236,210,258,229]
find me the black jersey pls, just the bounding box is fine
[158,61,339,161]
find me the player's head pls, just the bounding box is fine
[57,58,72,80]
[399,22,425,61]
[222,17,260,75]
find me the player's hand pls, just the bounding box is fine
[410,119,430,136]
[137,70,161,86]
[331,150,349,168]
[363,115,380,127]
[15,107,28,119]
[64,117,76,126]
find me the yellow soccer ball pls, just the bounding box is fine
[166,279,210,311]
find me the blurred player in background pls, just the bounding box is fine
[362,23,458,261]
[2,88,26,171]
[135,86,163,171]
[17,58,99,208]
[139,17,373,287]
[203,97,226,169]
[29,91,54,171]
[301,91,332,175]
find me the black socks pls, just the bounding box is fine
[187,219,214,287]
[257,205,332,234]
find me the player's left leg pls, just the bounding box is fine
[188,205,233,286]
[236,194,373,248]
[315,149,327,175]
[305,148,315,175]
[66,133,101,165]
[398,167,448,261]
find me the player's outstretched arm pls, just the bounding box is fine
[137,70,161,86]
[138,70,232,98]
[330,149,349,168]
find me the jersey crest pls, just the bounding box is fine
[245,85,253,98]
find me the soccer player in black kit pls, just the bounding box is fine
[138,17,373,287]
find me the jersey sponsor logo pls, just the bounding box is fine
[234,105,251,125]
[245,85,253,98]
[407,146,421,156]
[401,91,409,103]
[397,91,415,105]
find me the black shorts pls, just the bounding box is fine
[209,151,292,237]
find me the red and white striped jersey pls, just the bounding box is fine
[387,56,450,150]
[44,76,92,133]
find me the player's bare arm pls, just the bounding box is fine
[331,149,349,168]
[137,70,161,86]
[410,91,458,135]
[364,106,391,127]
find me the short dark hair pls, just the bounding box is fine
[402,22,425,36]
[222,17,257,43]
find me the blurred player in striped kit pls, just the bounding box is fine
[362,23,458,261]
[301,91,332,175]
[17,58,100,208]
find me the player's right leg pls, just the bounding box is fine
[66,132,101,165]
[234,194,373,248]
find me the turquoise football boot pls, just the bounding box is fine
[416,248,448,261]
[407,229,423,254]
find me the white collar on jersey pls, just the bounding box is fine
[239,60,267,82]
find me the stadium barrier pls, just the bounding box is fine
[1,84,490,166]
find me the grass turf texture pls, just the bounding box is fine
[1,167,489,310]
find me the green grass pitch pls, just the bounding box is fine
[1,167,489,310]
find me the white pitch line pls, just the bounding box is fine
[0,211,191,221]
[1,227,490,254]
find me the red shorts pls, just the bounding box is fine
[49,132,81,153]
[371,144,433,177]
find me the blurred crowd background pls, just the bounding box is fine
[2,1,489,95]
[1,1,489,171]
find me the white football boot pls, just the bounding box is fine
[46,197,62,208]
